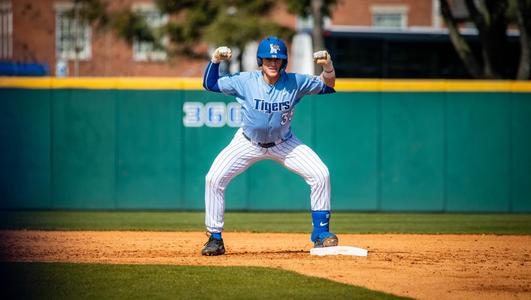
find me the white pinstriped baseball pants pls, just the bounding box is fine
[205,128,331,233]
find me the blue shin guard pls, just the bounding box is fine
[211,232,222,240]
[311,210,334,242]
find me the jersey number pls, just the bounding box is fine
[281,110,293,125]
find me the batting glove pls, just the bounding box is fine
[212,46,232,64]
[313,50,334,73]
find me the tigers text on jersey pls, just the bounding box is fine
[217,70,333,144]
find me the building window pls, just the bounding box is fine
[296,15,332,31]
[371,5,409,29]
[132,4,168,62]
[55,3,91,60]
[0,0,12,59]
[373,14,404,28]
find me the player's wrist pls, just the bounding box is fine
[323,61,334,73]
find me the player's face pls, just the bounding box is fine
[262,58,282,78]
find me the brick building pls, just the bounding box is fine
[1,0,442,77]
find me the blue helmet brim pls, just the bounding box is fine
[259,54,288,60]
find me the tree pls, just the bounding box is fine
[66,0,110,29]
[284,0,338,74]
[74,0,294,69]
[440,0,531,80]
[515,0,531,79]
[161,0,294,67]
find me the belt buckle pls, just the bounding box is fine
[260,142,275,148]
[242,132,282,148]
[259,139,282,148]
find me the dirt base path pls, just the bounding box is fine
[1,231,530,299]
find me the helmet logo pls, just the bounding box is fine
[270,44,280,54]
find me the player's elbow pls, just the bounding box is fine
[321,85,336,94]
[203,79,221,92]
[324,75,335,88]
[202,74,214,91]
[320,73,336,88]
[202,79,211,91]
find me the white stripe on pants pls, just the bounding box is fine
[205,128,330,233]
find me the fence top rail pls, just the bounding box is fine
[1,77,531,92]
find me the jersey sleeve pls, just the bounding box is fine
[203,62,221,92]
[218,72,249,98]
[295,73,335,97]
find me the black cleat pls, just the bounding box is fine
[201,236,225,256]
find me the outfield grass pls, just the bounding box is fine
[1,262,408,300]
[1,211,530,234]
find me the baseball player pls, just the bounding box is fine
[201,36,337,256]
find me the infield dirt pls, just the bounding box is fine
[1,231,530,300]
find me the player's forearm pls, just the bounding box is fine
[203,61,221,92]
[320,64,336,88]
[203,46,233,92]
[314,50,335,88]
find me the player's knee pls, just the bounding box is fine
[316,165,330,185]
[205,172,218,188]
[309,164,329,186]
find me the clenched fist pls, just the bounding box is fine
[212,46,232,64]
[313,50,333,72]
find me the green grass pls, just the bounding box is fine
[1,212,529,299]
[0,262,408,300]
[1,211,531,234]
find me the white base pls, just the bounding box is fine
[310,246,368,257]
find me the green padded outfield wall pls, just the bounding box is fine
[1,78,530,212]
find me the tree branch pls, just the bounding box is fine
[516,0,531,79]
[311,0,324,75]
[464,0,485,30]
[464,0,508,78]
[439,0,483,78]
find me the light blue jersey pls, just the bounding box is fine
[210,68,334,143]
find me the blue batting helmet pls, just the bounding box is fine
[256,36,288,70]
